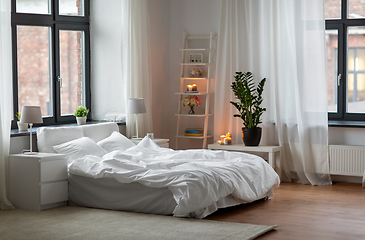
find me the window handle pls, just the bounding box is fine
[337,74,342,86]
[57,76,62,88]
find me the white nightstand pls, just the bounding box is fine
[7,153,68,210]
[208,143,281,169]
[131,138,169,148]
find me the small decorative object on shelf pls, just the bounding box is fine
[184,128,203,137]
[15,112,28,131]
[189,53,203,63]
[74,106,89,125]
[146,133,154,139]
[217,132,232,145]
[190,68,203,78]
[185,84,198,93]
[181,95,201,114]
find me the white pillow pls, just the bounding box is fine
[53,137,107,160]
[37,126,84,153]
[97,131,135,152]
[136,136,160,149]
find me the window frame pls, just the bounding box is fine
[11,0,91,129]
[326,0,365,121]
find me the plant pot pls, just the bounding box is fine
[76,116,87,125]
[17,121,28,131]
[242,127,262,146]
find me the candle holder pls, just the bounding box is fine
[185,84,199,93]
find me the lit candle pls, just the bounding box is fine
[192,84,197,91]
[187,85,192,92]
[220,135,226,142]
[226,132,231,138]
[224,138,228,145]
[226,137,231,144]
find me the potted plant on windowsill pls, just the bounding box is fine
[15,112,28,131]
[230,71,266,146]
[74,106,89,125]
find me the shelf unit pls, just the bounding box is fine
[175,32,216,149]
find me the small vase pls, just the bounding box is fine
[76,116,87,125]
[17,121,28,131]
[188,105,195,114]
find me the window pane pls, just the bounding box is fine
[60,30,85,116]
[17,26,52,117]
[324,0,341,19]
[347,27,365,113]
[59,0,84,16]
[326,30,338,113]
[357,49,365,71]
[348,49,355,71]
[348,0,365,19]
[16,0,50,15]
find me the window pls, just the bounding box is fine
[325,0,365,121]
[11,0,90,128]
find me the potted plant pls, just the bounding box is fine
[230,71,266,146]
[15,112,28,131]
[74,106,89,125]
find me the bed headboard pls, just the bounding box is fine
[36,122,119,153]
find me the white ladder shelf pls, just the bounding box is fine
[175,32,216,149]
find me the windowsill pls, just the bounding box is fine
[11,120,126,137]
[328,120,365,128]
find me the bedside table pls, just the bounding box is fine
[7,153,68,210]
[208,143,281,169]
[131,138,169,148]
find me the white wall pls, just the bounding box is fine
[168,0,221,149]
[329,127,365,146]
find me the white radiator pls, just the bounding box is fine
[329,145,365,177]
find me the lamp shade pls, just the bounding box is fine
[127,98,146,114]
[20,106,43,124]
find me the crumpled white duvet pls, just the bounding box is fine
[68,137,280,218]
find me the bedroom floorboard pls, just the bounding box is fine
[206,182,365,240]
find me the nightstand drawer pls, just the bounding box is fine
[40,181,68,205]
[40,159,68,182]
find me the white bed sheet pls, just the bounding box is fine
[68,173,251,216]
[68,137,280,218]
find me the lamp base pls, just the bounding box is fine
[132,137,143,140]
[23,151,38,155]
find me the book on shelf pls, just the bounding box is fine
[184,128,203,134]
[184,133,203,137]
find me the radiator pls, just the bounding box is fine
[329,145,365,177]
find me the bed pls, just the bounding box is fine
[36,122,280,218]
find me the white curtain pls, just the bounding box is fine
[215,0,331,185]
[90,0,152,136]
[0,0,14,209]
[122,0,152,138]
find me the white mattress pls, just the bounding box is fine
[68,173,259,216]
[68,173,177,215]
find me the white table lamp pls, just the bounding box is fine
[20,106,43,154]
[128,98,146,139]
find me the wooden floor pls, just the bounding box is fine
[206,182,365,240]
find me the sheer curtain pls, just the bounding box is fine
[0,0,14,209]
[122,0,152,138]
[90,0,152,137]
[215,0,331,185]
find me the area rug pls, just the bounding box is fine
[0,206,277,240]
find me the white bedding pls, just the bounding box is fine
[68,137,280,218]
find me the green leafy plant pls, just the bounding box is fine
[230,71,266,129]
[73,106,89,117]
[15,112,21,121]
